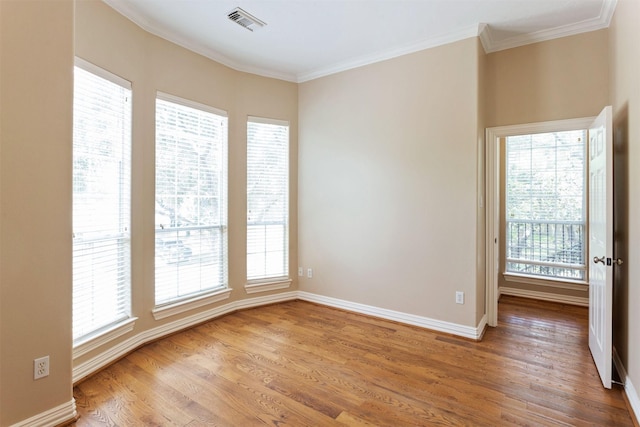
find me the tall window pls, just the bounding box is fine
[155,93,228,305]
[505,130,586,280]
[247,118,289,281]
[73,61,132,342]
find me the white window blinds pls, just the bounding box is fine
[73,61,132,342]
[155,93,228,305]
[247,117,289,281]
[505,130,586,280]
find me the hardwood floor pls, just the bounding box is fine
[72,296,635,426]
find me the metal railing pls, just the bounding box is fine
[506,219,585,280]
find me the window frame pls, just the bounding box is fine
[153,92,230,314]
[72,57,136,350]
[245,116,291,292]
[504,130,588,281]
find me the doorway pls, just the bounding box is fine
[485,116,595,327]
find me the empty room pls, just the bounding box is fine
[1,0,639,425]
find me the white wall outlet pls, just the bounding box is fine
[455,291,464,305]
[307,268,313,278]
[34,356,49,380]
[298,267,303,276]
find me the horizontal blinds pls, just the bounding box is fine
[506,131,585,222]
[73,64,132,342]
[155,95,228,305]
[247,118,289,281]
[505,130,586,280]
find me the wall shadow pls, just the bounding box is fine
[613,103,629,371]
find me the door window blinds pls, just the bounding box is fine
[155,93,228,305]
[73,62,132,342]
[247,118,289,281]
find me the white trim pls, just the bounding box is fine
[244,278,292,294]
[73,317,137,359]
[613,346,628,381]
[73,290,485,382]
[486,126,500,327]
[491,117,596,136]
[625,377,640,425]
[156,91,228,117]
[297,24,482,82]
[152,288,232,320]
[9,400,77,427]
[100,0,617,82]
[503,273,588,291]
[297,291,485,340]
[476,314,488,339]
[233,290,298,310]
[247,116,290,127]
[486,117,596,327]
[75,57,132,89]
[613,347,640,423]
[73,291,297,383]
[102,0,298,83]
[500,287,589,306]
[480,0,618,53]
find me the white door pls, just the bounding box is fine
[588,105,614,389]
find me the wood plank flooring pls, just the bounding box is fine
[72,296,635,426]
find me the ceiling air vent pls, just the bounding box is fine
[227,7,267,32]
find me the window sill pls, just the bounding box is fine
[152,287,232,320]
[73,317,138,359]
[503,272,588,291]
[245,277,292,294]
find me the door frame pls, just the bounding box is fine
[485,116,595,327]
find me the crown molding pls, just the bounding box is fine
[101,0,299,82]
[480,0,617,53]
[296,24,483,83]
[103,0,617,82]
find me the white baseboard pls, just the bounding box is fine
[613,347,640,423]
[297,291,485,340]
[625,377,640,424]
[9,399,77,427]
[30,289,594,427]
[500,286,589,306]
[74,289,484,383]
[73,290,298,383]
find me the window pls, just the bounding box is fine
[247,118,290,281]
[155,93,228,305]
[73,60,132,342]
[505,130,586,280]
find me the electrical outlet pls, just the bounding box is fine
[34,356,49,380]
[298,267,303,277]
[455,291,464,305]
[307,268,313,278]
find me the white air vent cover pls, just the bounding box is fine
[227,7,267,32]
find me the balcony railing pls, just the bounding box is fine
[506,219,585,280]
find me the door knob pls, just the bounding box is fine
[614,258,624,266]
[593,256,605,264]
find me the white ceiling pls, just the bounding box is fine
[103,0,617,82]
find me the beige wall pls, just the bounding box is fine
[0,1,74,425]
[3,0,639,423]
[609,0,640,410]
[73,0,298,365]
[485,30,609,127]
[299,38,482,327]
[2,1,297,423]
[487,30,609,301]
